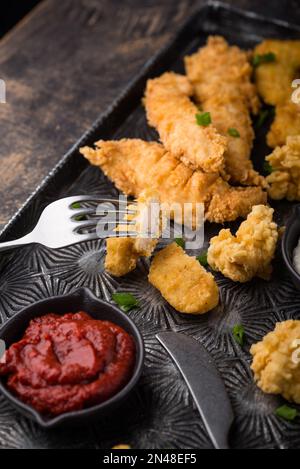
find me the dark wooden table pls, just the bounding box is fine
[0,0,299,232]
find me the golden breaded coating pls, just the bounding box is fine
[105,191,159,277]
[251,320,300,404]
[254,39,300,147]
[80,139,267,224]
[207,205,278,282]
[266,136,300,201]
[185,36,263,186]
[148,243,219,314]
[267,102,300,148]
[254,40,300,106]
[144,72,227,173]
[105,238,140,277]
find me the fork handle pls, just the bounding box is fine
[0,233,35,252]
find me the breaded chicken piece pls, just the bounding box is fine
[185,36,263,186]
[105,192,159,277]
[267,102,300,148]
[148,242,219,314]
[106,238,141,277]
[254,39,300,147]
[80,139,267,225]
[266,136,300,201]
[254,40,300,106]
[144,72,227,173]
[207,205,278,282]
[251,320,300,404]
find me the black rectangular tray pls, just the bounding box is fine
[1,1,300,449]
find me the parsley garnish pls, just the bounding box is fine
[175,238,185,249]
[112,293,139,313]
[263,161,273,174]
[196,112,211,127]
[275,405,299,421]
[228,128,240,138]
[197,252,208,267]
[232,324,245,346]
[252,52,276,67]
[256,109,274,128]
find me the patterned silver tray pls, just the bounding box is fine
[1,2,300,449]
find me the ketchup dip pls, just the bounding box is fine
[0,312,136,416]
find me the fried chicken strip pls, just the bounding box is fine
[254,39,300,147]
[144,72,227,173]
[80,139,267,224]
[185,36,263,186]
[267,102,300,148]
[148,242,219,314]
[207,205,278,282]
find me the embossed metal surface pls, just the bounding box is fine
[0,3,300,449]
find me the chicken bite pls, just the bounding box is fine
[251,320,300,404]
[148,242,219,314]
[266,136,300,201]
[80,139,267,225]
[207,205,278,282]
[105,192,160,277]
[144,72,227,173]
[267,102,300,148]
[106,238,141,277]
[185,36,263,186]
[254,39,300,148]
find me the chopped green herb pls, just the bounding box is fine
[175,238,185,249]
[252,52,276,67]
[263,160,273,174]
[112,293,139,313]
[72,202,85,221]
[256,109,271,128]
[228,128,240,138]
[232,324,245,346]
[197,252,208,267]
[196,112,211,127]
[275,405,298,421]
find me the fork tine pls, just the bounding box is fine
[72,208,96,217]
[67,196,137,206]
[97,220,136,226]
[74,221,98,231]
[105,232,138,238]
[74,220,136,229]
[76,231,138,243]
[71,208,138,219]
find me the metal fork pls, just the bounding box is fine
[0,196,138,252]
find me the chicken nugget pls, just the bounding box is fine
[105,191,160,277]
[251,320,300,404]
[148,242,219,314]
[266,135,300,201]
[207,205,278,282]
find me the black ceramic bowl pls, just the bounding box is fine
[0,288,144,429]
[282,205,300,290]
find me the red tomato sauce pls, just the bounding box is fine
[0,312,136,415]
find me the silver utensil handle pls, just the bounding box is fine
[0,233,35,252]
